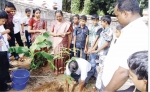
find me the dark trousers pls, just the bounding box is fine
[76,48,87,60]
[25,30,31,48]
[71,67,95,86]
[14,32,24,46]
[8,32,19,59]
[70,43,74,58]
[0,51,11,91]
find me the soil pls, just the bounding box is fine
[9,56,95,92]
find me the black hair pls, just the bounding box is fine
[32,8,41,17]
[13,6,16,10]
[0,10,8,19]
[68,60,78,73]
[127,51,148,91]
[116,25,123,31]
[91,14,99,20]
[73,14,79,19]
[55,10,63,16]
[101,15,111,25]
[80,15,87,21]
[25,8,31,13]
[5,1,15,8]
[116,0,140,14]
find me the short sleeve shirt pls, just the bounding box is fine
[98,27,113,55]
[73,25,89,48]
[0,25,9,51]
[13,15,23,34]
[66,58,91,80]
[23,16,30,31]
[102,18,148,89]
[88,24,102,47]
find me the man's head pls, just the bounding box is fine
[0,10,8,25]
[80,15,87,27]
[127,51,148,92]
[91,14,99,26]
[68,60,78,73]
[10,6,16,16]
[115,25,123,38]
[114,0,140,27]
[100,15,111,28]
[25,8,31,17]
[5,2,15,13]
[73,14,79,24]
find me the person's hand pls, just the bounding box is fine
[39,30,46,34]
[87,48,92,54]
[84,48,88,54]
[7,34,11,40]
[59,33,66,37]
[0,41,3,47]
[5,29,10,33]
[90,50,98,53]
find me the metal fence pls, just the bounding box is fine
[0,0,6,10]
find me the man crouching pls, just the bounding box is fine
[65,58,95,92]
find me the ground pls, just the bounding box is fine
[9,56,95,92]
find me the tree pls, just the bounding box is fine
[71,0,80,14]
[81,0,92,15]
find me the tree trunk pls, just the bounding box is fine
[0,0,6,10]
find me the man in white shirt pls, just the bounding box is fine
[11,7,24,46]
[100,0,148,92]
[65,58,95,92]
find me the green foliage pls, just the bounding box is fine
[66,0,148,15]
[9,32,54,70]
[71,0,80,14]
[81,0,92,15]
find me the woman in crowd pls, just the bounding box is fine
[50,10,72,75]
[28,8,47,43]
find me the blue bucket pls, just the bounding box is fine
[12,69,30,84]
[12,80,28,91]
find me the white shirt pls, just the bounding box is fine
[102,18,148,89]
[0,25,9,51]
[66,58,91,81]
[23,16,30,31]
[13,15,23,34]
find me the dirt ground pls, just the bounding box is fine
[9,56,95,92]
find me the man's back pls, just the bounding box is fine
[102,17,148,90]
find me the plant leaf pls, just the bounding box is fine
[8,46,29,54]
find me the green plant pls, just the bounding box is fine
[71,0,80,14]
[9,32,55,70]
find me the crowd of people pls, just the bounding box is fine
[0,0,148,91]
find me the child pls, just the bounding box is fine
[11,6,24,46]
[0,10,11,91]
[70,14,80,58]
[127,51,148,92]
[23,8,31,48]
[73,15,89,60]
[114,25,123,44]
[92,15,113,92]
[87,14,103,68]
[4,1,20,60]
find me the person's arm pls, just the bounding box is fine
[90,39,99,51]
[1,29,10,35]
[0,41,2,47]
[91,41,110,53]
[104,66,129,92]
[28,26,45,33]
[21,24,24,33]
